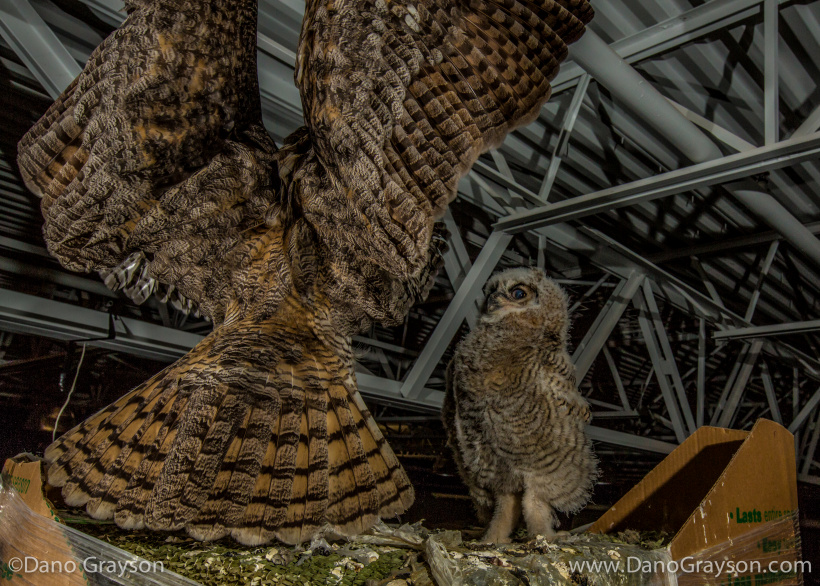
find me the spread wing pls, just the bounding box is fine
[19,0,591,322]
[17,0,278,322]
[20,0,594,547]
[296,0,592,279]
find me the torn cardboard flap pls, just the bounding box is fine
[1,458,86,585]
[2,456,62,524]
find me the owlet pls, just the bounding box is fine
[444,267,599,542]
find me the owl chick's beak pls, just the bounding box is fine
[484,290,503,313]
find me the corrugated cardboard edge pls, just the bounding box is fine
[2,459,62,523]
[1,458,88,585]
[589,426,748,537]
[671,418,798,559]
[589,419,798,562]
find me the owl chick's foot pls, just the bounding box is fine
[534,529,572,541]
[481,493,521,544]
[522,490,558,540]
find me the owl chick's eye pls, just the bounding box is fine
[511,287,527,300]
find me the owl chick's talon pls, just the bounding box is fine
[534,529,571,542]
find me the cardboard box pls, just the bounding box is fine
[590,419,802,585]
[0,420,802,586]
[1,456,191,585]
[0,456,86,585]
[2,456,63,524]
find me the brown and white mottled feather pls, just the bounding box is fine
[444,268,598,543]
[18,0,592,545]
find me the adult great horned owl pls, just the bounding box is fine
[18,0,592,545]
[444,268,598,543]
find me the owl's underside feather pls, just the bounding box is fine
[19,0,591,545]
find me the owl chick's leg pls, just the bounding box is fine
[522,481,558,539]
[468,485,494,526]
[482,492,521,543]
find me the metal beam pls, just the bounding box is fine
[799,474,820,486]
[556,26,820,285]
[571,227,820,380]
[352,336,417,357]
[691,257,726,310]
[0,0,81,99]
[764,0,779,146]
[588,398,623,411]
[472,161,543,207]
[789,386,820,434]
[697,318,707,428]
[440,210,479,329]
[572,21,820,282]
[568,274,610,314]
[793,104,820,139]
[0,288,203,362]
[668,99,755,154]
[552,0,788,93]
[715,339,764,428]
[0,236,51,259]
[710,345,747,426]
[441,210,472,279]
[801,407,820,476]
[731,186,820,271]
[257,32,297,66]
[648,223,820,264]
[400,230,512,398]
[463,173,517,215]
[373,348,395,379]
[602,346,630,412]
[714,319,820,340]
[494,132,820,234]
[759,361,783,425]
[486,149,527,210]
[590,410,638,419]
[585,426,676,454]
[571,30,720,164]
[356,373,443,414]
[640,279,697,434]
[577,227,733,324]
[571,271,644,382]
[634,292,688,443]
[539,75,590,201]
[79,0,125,26]
[745,240,780,322]
[0,257,116,299]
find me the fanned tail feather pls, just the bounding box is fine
[45,295,414,545]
